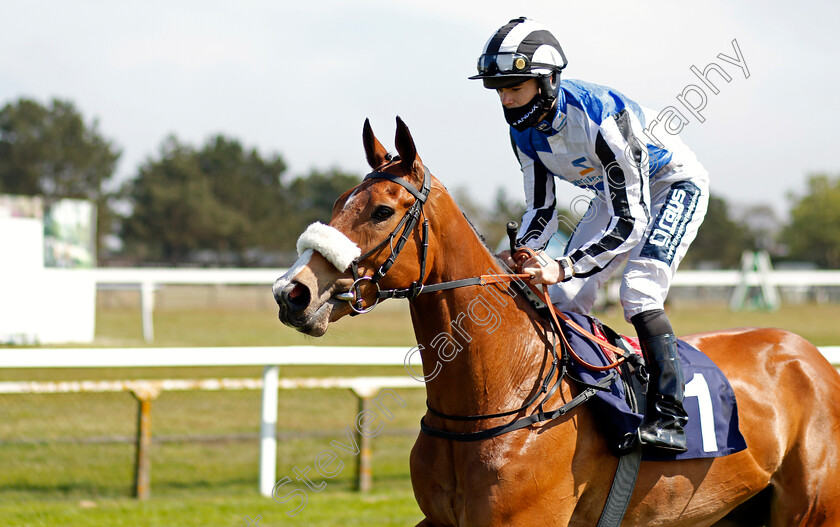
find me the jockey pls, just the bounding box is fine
[471,17,710,453]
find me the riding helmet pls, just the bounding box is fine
[469,17,568,91]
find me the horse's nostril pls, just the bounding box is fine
[282,282,311,312]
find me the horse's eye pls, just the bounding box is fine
[372,206,395,221]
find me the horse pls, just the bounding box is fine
[273,117,840,526]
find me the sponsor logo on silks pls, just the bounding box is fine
[641,181,701,265]
[571,156,595,176]
[512,100,542,127]
[552,113,567,131]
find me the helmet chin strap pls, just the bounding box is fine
[534,73,561,131]
[538,92,558,125]
[539,71,560,108]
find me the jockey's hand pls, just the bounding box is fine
[497,250,516,270]
[521,251,564,285]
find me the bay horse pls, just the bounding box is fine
[273,117,840,526]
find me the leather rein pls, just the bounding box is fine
[342,162,632,441]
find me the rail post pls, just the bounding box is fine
[355,394,374,492]
[140,281,155,342]
[350,383,386,493]
[259,365,280,497]
[129,381,162,500]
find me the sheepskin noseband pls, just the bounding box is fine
[296,222,361,272]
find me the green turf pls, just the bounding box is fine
[0,489,424,526]
[1,289,839,526]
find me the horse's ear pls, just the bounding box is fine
[394,116,417,171]
[363,118,388,169]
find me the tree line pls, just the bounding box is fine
[1,97,839,269]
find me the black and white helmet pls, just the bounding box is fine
[469,17,567,90]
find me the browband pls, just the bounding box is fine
[363,166,431,203]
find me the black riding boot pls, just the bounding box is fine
[638,334,688,453]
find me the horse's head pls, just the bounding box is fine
[273,117,435,336]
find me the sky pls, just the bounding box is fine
[2,0,839,219]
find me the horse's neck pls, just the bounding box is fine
[410,201,552,417]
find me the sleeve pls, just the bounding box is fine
[513,137,559,251]
[566,109,651,277]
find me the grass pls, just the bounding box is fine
[1,290,428,526]
[0,385,428,526]
[0,490,423,526]
[1,286,839,526]
[92,285,418,348]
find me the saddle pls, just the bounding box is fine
[556,310,748,461]
[502,241,746,460]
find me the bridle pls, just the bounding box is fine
[346,160,432,314]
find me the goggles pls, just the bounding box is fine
[476,53,532,75]
[475,53,560,76]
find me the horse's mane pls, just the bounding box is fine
[437,182,496,254]
[456,207,520,278]
[459,211,489,249]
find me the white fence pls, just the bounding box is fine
[673,269,840,287]
[0,346,414,497]
[2,345,839,499]
[88,267,840,342]
[95,268,280,342]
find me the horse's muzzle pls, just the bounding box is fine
[275,281,311,327]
